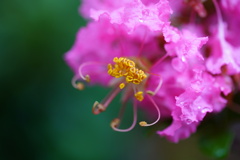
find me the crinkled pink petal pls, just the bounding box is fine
[176,72,231,123]
[162,25,181,43]
[158,104,199,143]
[157,74,231,142]
[158,118,199,143]
[80,0,131,18]
[89,0,172,33]
[164,28,208,61]
[141,0,160,5]
[157,69,231,142]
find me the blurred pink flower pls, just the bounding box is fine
[206,0,240,75]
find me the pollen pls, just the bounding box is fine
[134,91,144,101]
[139,121,147,126]
[85,75,90,83]
[76,82,85,90]
[108,57,147,85]
[119,83,125,89]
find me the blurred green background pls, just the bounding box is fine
[0,0,231,159]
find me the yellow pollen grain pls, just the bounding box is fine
[139,121,147,126]
[134,91,144,101]
[110,118,120,128]
[76,82,85,90]
[85,75,91,82]
[119,83,125,89]
[107,57,147,85]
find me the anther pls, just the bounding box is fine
[92,87,121,115]
[139,95,161,127]
[71,76,85,90]
[119,83,125,89]
[111,100,138,132]
[134,91,144,101]
[76,82,85,90]
[85,75,90,82]
[110,118,120,128]
[92,101,106,115]
[78,61,105,83]
[139,121,148,126]
[108,57,147,85]
[146,91,154,96]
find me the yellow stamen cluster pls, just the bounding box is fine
[108,57,147,86]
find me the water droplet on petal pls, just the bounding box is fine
[186,119,193,125]
[139,18,143,23]
[201,107,210,113]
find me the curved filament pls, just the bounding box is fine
[78,61,105,82]
[111,100,138,132]
[71,75,85,90]
[146,75,163,96]
[139,94,161,127]
[153,54,168,68]
[137,28,147,58]
[92,86,121,114]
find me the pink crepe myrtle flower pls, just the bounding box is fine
[65,0,236,142]
[65,13,166,131]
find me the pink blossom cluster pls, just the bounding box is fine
[65,0,240,142]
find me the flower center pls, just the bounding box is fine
[72,56,163,131]
[107,57,147,101]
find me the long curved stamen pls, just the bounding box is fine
[112,25,125,57]
[112,95,131,127]
[71,75,85,90]
[111,99,138,132]
[117,98,128,121]
[139,94,161,127]
[153,54,168,67]
[92,86,121,114]
[78,61,105,82]
[137,28,147,58]
[146,75,163,96]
